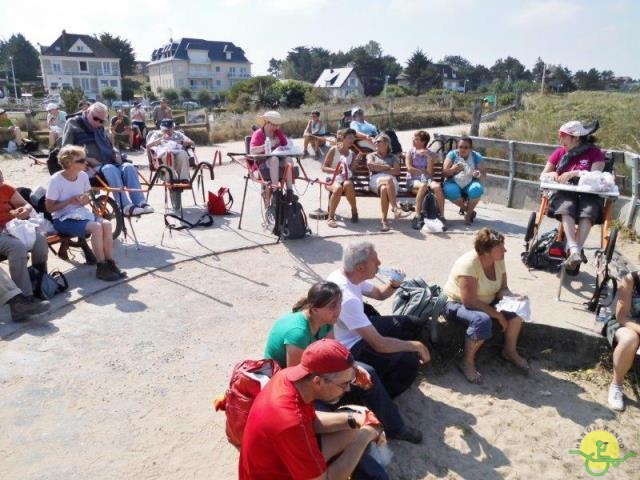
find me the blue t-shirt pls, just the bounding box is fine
[350,120,378,137]
[446,149,484,168]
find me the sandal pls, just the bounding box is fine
[464,210,477,225]
[380,221,390,232]
[392,207,410,219]
[351,210,359,223]
[457,361,483,384]
[327,217,338,228]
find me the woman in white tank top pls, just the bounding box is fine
[321,128,360,228]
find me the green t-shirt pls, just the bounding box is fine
[264,311,333,368]
[0,117,14,128]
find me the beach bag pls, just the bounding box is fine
[207,187,233,215]
[213,358,281,448]
[521,228,565,272]
[28,266,68,300]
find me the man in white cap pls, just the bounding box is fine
[146,119,194,183]
[46,103,66,149]
[249,110,294,204]
[350,107,378,141]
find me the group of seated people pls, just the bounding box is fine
[240,234,532,479]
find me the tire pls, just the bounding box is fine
[524,212,536,242]
[604,228,618,264]
[95,195,123,240]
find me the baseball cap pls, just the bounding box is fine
[46,103,58,111]
[351,107,363,116]
[286,339,354,382]
[558,120,599,137]
[160,119,175,129]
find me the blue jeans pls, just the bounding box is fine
[98,163,144,208]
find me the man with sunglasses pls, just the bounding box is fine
[61,102,153,216]
[240,339,386,480]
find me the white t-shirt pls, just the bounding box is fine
[46,170,91,220]
[327,269,375,350]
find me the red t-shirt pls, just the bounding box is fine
[0,183,17,230]
[249,128,289,150]
[547,145,605,174]
[239,370,326,480]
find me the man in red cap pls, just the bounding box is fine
[239,339,384,480]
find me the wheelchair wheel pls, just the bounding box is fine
[524,212,537,243]
[94,195,123,240]
[604,227,618,264]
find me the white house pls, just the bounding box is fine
[39,30,122,99]
[396,64,466,92]
[314,67,364,99]
[148,38,251,93]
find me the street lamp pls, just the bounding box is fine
[8,56,18,102]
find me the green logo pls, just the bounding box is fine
[569,429,636,476]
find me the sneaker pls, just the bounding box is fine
[9,294,51,323]
[608,383,625,411]
[389,426,423,444]
[411,216,424,230]
[106,259,127,279]
[563,251,582,270]
[96,262,121,282]
[124,205,145,217]
[580,249,588,264]
[302,150,310,157]
[139,203,155,214]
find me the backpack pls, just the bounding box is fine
[47,148,62,175]
[421,190,439,220]
[213,358,281,448]
[28,266,68,300]
[384,129,402,155]
[392,277,448,343]
[273,191,310,240]
[521,228,565,272]
[207,187,234,215]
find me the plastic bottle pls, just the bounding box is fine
[264,137,272,155]
[378,266,405,283]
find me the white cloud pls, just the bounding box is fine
[509,1,583,28]
[222,0,329,10]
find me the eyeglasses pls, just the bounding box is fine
[92,115,105,124]
[75,158,87,164]
[322,371,357,391]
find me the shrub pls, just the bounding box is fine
[163,88,179,105]
[60,87,85,113]
[101,87,118,105]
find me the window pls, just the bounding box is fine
[102,62,111,74]
[215,66,220,72]
[100,80,108,87]
[52,63,62,74]
[240,67,246,73]
[216,80,221,86]
[229,67,236,73]
[81,78,90,90]
[110,80,118,87]
[79,61,88,72]
[76,45,84,52]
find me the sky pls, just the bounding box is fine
[2,0,639,79]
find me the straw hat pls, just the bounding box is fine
[256,110,286,128]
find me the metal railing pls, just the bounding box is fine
[434,133,640,228]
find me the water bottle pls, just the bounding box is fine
[593,308,610,335]
[378,266,405,283]
[264,137,272,155]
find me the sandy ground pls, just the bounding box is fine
[1,125,639,479]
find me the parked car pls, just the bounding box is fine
[112,100,131,109]
[182,101,200,109]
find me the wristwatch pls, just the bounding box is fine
[347,412,359,429]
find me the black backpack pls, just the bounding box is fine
[421,191,439,220]
[521,228,565,272]
[272,191,310,240]
[384,129,403,155]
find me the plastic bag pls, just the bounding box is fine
[7,140,17,153]
[495,295,532,322]
[421,217,445,233]
[5,218,37,249]
[578,171,616,192]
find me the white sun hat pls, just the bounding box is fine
[256,111,286,128]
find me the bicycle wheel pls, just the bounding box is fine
[94,195,123,240]
[605,227,618,264]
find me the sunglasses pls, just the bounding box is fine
[92,115,105,124]
[75,158,87,164]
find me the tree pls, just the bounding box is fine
[267,58,283,78]
[101,87,118,105]
[121,78,139,101]
[404,49,432,94]
[180,87,192,100]
[162,88,179,104]
[574,68,602,90]
[60,87,85,113]
[227,75,277,104]
[441,55,474,79]
[97,33,136,76]
[0,34,40,81]
[532,57,546,83]
[283,46,332,83]
[267,80,311,108]
[490,56,530,82]
[196,89,213,107]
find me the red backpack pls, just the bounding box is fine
[208,187,233,215]
[213,359,281,448]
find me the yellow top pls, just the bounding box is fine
[443,250,505,304]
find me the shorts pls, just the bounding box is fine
[369,173,398,194]
[406,176,431,192]
[326,175,345,185]
[547,191,603,224]
[53,217,96,238]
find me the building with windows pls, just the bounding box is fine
[39,30,122,100]
[313,67,364,99]
[396,64,466,92]
[148,38,251,93]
